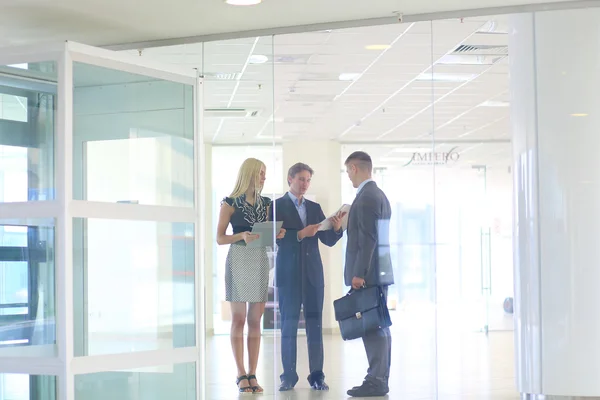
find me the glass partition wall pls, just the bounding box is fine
[123,15,514,399]
[333,21,439,398]
[0,15,515,400]
[0,54,59,400]
[0,42,201,400]
[68,46,200,400]
[430,17,514,399]
[202,36,278,398]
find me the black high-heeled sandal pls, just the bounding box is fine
[247,374,263,394]
[236,375,252,393]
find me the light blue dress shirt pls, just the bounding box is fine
[356,178,374,195]
[288,192,307,227]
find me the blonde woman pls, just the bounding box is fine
[217,158,285,394]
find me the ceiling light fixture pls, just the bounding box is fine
[416,72,477,83]
[249,55,268,64]
[225,0,261,5]
[479,100,510,107]
[338,73,361,81]
[226,37,260,108]
[571,113,588,117]
[333,23,415,104]
[365,44,391,50]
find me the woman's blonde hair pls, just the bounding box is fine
[229,158,266,202]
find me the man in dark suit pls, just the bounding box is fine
[273,162,345,392]
[343,151,394,397]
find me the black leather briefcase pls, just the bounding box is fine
[333,286,392,341]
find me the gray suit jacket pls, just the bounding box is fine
[344,181,394,287]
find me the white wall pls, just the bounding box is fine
[510,8,600,396]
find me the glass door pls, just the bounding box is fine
[434,165,490,334]
[435,162,514,334]
[341,165,438,333]
[475,165,492,335]
[0,77,57,400]
[376,167,436,332]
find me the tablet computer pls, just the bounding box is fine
[247,221,284,248]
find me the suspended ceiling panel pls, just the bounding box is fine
[122,17,511,152]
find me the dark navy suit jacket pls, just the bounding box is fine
[273,194,343,288]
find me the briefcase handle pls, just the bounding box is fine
[347,282,367,295]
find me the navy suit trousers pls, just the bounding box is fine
[278,276,324,385]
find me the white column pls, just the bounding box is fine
[281,140,343,333]
[509,8,600,397]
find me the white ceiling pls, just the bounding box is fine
[122,15,512,170]
[0,0,583,48]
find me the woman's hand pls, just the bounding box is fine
[241,231,260,244]
[276,228,286,239]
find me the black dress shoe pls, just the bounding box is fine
[279,381,295,391]
[310,379,329,391]
[347,380,389,397]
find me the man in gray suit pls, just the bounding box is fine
[343,151,394,397]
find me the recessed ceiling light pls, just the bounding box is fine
[249,55,268,64]
[416,72,477,83]
[571,113,588,117]
[479,100,510,107]
[225,0,261,5]
[339,73,361,81]
[365,44,391,50]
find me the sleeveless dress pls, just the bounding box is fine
[223,194,272,303]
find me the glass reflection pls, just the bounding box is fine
[0,220,55,357]
[0,373,56,400]
[73,219,195,357]
[0,62,56,203]
[74,362,195,400]
[72,62,194,207]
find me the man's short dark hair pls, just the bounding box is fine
[287,162,314,185]
[345,151,373,171]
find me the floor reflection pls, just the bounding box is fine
[204,330,518,400]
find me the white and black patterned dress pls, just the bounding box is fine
[223,194,272,303]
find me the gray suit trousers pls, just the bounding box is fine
[362,286,391,387]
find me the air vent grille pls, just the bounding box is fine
[453,45,508,55]
[438,54,504,65]
[203,72,242,80]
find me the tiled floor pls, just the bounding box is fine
[204,329,519,400]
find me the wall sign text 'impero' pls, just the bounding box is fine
[403,146,460,166]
